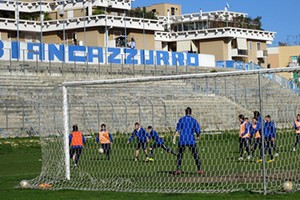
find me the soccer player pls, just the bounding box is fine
[263,115,276,162]
[238,115,251,160]
[250,117,263,161]
[127,122,150,161]
[69,125,86,167]
[252,111,262,147]
[173,107,204,175]
[147,126,176,161]
[292,114,300,151]
[96,124,113,160]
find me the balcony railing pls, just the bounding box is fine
[232,48,248,57]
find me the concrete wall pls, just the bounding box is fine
[198,39,228,61]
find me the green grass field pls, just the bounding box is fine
[0,133,299,200]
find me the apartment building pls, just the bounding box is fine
[0,1,275,67]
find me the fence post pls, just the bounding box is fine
[74,54,77,77]
[214,77,217,95]
[49,57,52,76]
[22,104,25,129]
[224,77,227,97]
[98,59,101,78]
[53,105,56,131]
[258,72,267,195]
[5,104,8,129]
[154,55,157,76]
[38,103,41,134]
[22,50,25,75]
[96,103,100,129]
[185,58,188,74]
[205,77,208,96]
[124,101,128,131]
[175,57,178,75]
[110,54,112,78]
[138,102,141,125]
[121,54,124,78]
[161,100,167,131]
[86,51,89,76]
[36,51,39,73]
[9,49,12,74]
[234,77,237,102]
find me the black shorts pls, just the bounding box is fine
[101,143,111,152]
[136,142,147,150]
[70,147,82,156]
[150,143,162,149]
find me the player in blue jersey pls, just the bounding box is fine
[250,117,263,162]
[252,111,261,143]
[147,126,176,161]
[127,122,150,161]
[173,107,204,175]
[262,115,276,163]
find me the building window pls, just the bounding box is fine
[171,7,175,15]
[249,42,253,51]
[183,23,189,31]
[257,42,261,50]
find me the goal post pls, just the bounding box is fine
[32,66,300,193]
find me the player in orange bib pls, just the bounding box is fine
[250,117,262,161]
[238,115,251,160]
[96,124,113,160]
[69,125,86,167]
[292,114,300,152]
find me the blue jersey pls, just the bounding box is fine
[128,128,150,143]
[254,116,262,133]
[149,129,164,145]
[264,121,276,138]
[244,122,252,137]
[176,115,201,146]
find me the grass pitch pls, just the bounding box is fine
[0,132,299,200]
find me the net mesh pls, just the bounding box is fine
[26,69,300,193]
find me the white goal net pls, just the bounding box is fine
[28,67,300,193]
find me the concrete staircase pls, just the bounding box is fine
[0,61,299,137]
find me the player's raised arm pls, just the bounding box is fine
[127,130,135,144]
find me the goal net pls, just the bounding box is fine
[27,67,300,193]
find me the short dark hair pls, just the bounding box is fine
[297,114,300,117]
[238,114,244,120]
[254,111,260,118]
[72,125,78,131]
[147,126,153,129]
[245,117,249,120]
[185,107,192,115]
[265,115,271,118]
[135,122,139,126]
[101,124,106,128]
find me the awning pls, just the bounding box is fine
[237,38,247,50]
[191,41,198,52]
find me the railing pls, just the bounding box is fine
[216,60,300,95]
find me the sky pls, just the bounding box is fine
[132,0,300,47]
